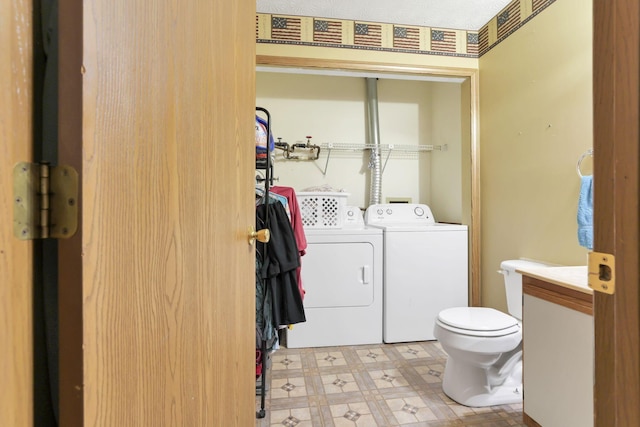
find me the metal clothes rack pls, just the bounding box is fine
[271,141,445,175]
[318,142,444,175]
[255,106,271,419]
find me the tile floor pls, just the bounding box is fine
[255,341,525,426]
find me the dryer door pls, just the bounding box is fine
[302,242,375,308]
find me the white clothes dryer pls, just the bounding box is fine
[365,203,468,343]
[286,207,383,348]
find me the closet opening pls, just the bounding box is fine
[255,57,480,306]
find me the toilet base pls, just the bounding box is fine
[441,356,523,407]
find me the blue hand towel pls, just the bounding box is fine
[577,175,593,250]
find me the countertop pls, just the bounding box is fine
[516,265,592,295]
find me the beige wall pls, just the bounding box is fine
[257,71,465,215]
[460,78,473,228]
[479,0,592,310]
[257,72,373,207]
[257,2,591,311]
[429,83,463,223]
[256,34,475,214]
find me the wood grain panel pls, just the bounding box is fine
[467,71,481,307]
[0,0,34,425]
[523,412,543,427]
[59,0,256,425]
[592,0,615,423]
[58,1,84,424]
[523,276,593,315]
[593,0,640,426]
[257,55,478,77]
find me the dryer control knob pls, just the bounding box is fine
[414,207,424,217]
[347,210,354,217]
[377,209,383,215]
[386,209,393,215]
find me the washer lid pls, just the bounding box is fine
[437,307,518,332]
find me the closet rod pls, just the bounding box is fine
[318,142,442,152]
[317,143,444,175]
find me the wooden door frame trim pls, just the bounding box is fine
[593,0,640,425]
[1,0,35,424]
[58,0,84,425]
[256,55,482,307]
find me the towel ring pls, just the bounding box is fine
[577,149,593,178]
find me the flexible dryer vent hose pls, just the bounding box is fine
[366,77,382,206]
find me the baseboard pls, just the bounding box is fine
[523,412,543,427]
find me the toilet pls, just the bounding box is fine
[433,259,549,407]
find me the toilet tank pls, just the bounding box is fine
[500,259,551,320]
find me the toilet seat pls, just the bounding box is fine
[437,307,520,337]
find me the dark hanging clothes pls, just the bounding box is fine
[255,256,275,349]
[256,201,306,327]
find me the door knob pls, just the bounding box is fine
[248,226,270,245]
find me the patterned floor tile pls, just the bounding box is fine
[414,364,444,384]
[395,344,434,360]
[316,351,348,367]
[355,348,391,364]
[270,377,308,399]
[256,341,526,427]
[321,372,361,394]
[368,368,411,389]
[272,353,303,371]
[269,407,313,427]
[386,396,439,424]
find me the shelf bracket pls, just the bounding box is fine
[381,145,394,175]
[321,144,333,175]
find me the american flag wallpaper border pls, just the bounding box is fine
[480,0,557,56]
[256,0,558,58]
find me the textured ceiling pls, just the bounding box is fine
[256,0,513,31]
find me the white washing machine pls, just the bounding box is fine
[365,203,468,343]
[286,206,383,348]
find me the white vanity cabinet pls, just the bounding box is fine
[519,267,594,427]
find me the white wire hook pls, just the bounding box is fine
[577,149,593,178]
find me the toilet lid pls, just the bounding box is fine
[437,307,520,336]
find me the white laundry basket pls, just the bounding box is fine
[296,192,349,229]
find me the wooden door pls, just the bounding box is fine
[593,0,640,425]
[56,0,256,425]
[1,1,35,426]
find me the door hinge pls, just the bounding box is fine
[588,251,615,294]
[13,162,78,240]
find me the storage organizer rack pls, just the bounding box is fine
[255,106,271,420]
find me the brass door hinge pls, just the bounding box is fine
[588,251,615,294]
[13,162,78,240]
